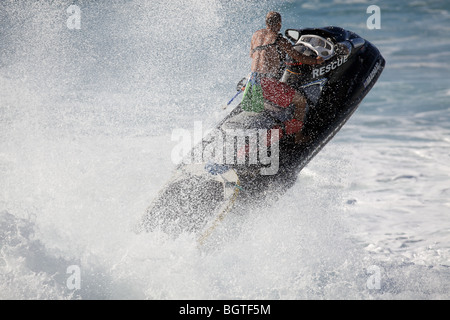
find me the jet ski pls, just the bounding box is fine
[137,26,385,242]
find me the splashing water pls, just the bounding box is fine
[1,0,450,299]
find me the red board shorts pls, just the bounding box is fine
[260,77,296,108]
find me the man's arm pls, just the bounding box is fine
[279,38,324,65]
[250,32,258,57]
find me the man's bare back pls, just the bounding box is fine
[250,29,283,74]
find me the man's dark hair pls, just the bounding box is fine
[266,11,281,27]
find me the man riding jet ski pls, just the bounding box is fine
[137,13,385,240]
[243,11,324,144]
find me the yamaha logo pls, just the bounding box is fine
[363,61,382,88]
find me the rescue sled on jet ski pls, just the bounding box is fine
[137,26,385,242]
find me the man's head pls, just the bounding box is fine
[266,11,281,32]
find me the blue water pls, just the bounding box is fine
[1,0,449,299]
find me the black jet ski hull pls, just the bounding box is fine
[137,26,385,241]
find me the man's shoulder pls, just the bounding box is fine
[251,29,266,44]
[253,28,269,36]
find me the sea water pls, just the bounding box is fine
[1,0,449,299]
